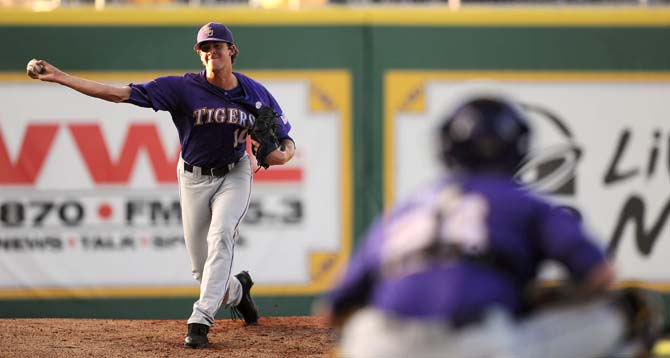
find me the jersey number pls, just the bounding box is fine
[439,193,490,254]
[233,128,249,148]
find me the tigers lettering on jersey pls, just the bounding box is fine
[192,107,256,127]
[126,71,291,168]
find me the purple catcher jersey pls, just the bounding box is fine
[126,71,292,168]
[328,174,607,327]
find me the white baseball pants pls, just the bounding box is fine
[177,155,252,326]
[339,300,626,358]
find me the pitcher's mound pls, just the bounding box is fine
[0,316,335,357]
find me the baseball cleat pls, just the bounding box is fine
[184,323,209,349]
[233,271,259,325]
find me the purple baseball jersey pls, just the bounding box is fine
[126,70,292,168]
[328,174,606,327]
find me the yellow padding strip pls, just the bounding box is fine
[0,7,669,26]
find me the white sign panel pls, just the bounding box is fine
[387,72,670,283]
[0,71,351,297]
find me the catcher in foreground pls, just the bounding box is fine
[323,95,666,358]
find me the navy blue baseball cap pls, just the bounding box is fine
[194,22,235,50]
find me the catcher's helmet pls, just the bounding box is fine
[440,97,531,174]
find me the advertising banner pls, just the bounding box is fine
[0,71,352,298]
[386,71,670,283]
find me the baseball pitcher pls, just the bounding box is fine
[27,22,296,349]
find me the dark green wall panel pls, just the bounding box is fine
[0,296,316,318]
[2,26,366,70]
[370,27,670,70]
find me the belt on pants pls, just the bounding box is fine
[183,159,240,177]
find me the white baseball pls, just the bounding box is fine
[27,59,44,75]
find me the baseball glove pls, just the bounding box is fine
[250,106,280,169]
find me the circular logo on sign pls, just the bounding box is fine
[515,103,582,196]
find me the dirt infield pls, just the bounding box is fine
[0,316,335,357]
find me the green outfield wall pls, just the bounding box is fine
[0,7,669,318]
